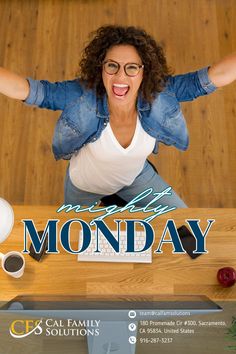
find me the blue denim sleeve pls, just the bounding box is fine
[168,66,217,102]
[23,78,83,111]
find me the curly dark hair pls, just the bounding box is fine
[78,25,172,103]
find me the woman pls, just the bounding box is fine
[0,25,235,207]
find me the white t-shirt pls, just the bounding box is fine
[69,117,156,195]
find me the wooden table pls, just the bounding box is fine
[0,207,236,301]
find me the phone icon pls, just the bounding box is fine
[129,336,137,344]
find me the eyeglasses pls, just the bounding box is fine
[103,60,144,77]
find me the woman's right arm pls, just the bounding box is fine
[0,67,29,100]
[0,68,84,111]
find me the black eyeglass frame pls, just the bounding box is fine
[103,60,144,77]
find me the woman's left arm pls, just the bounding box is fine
[208,52,236,88]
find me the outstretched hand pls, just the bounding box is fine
[208,52,236,88]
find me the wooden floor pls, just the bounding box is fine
[0,0,236,207]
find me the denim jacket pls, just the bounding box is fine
[24,66,217,160]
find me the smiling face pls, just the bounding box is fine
[102,45,143,108]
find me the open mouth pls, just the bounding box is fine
[112,84,130,97]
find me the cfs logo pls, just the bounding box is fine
[10,319,43,338]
